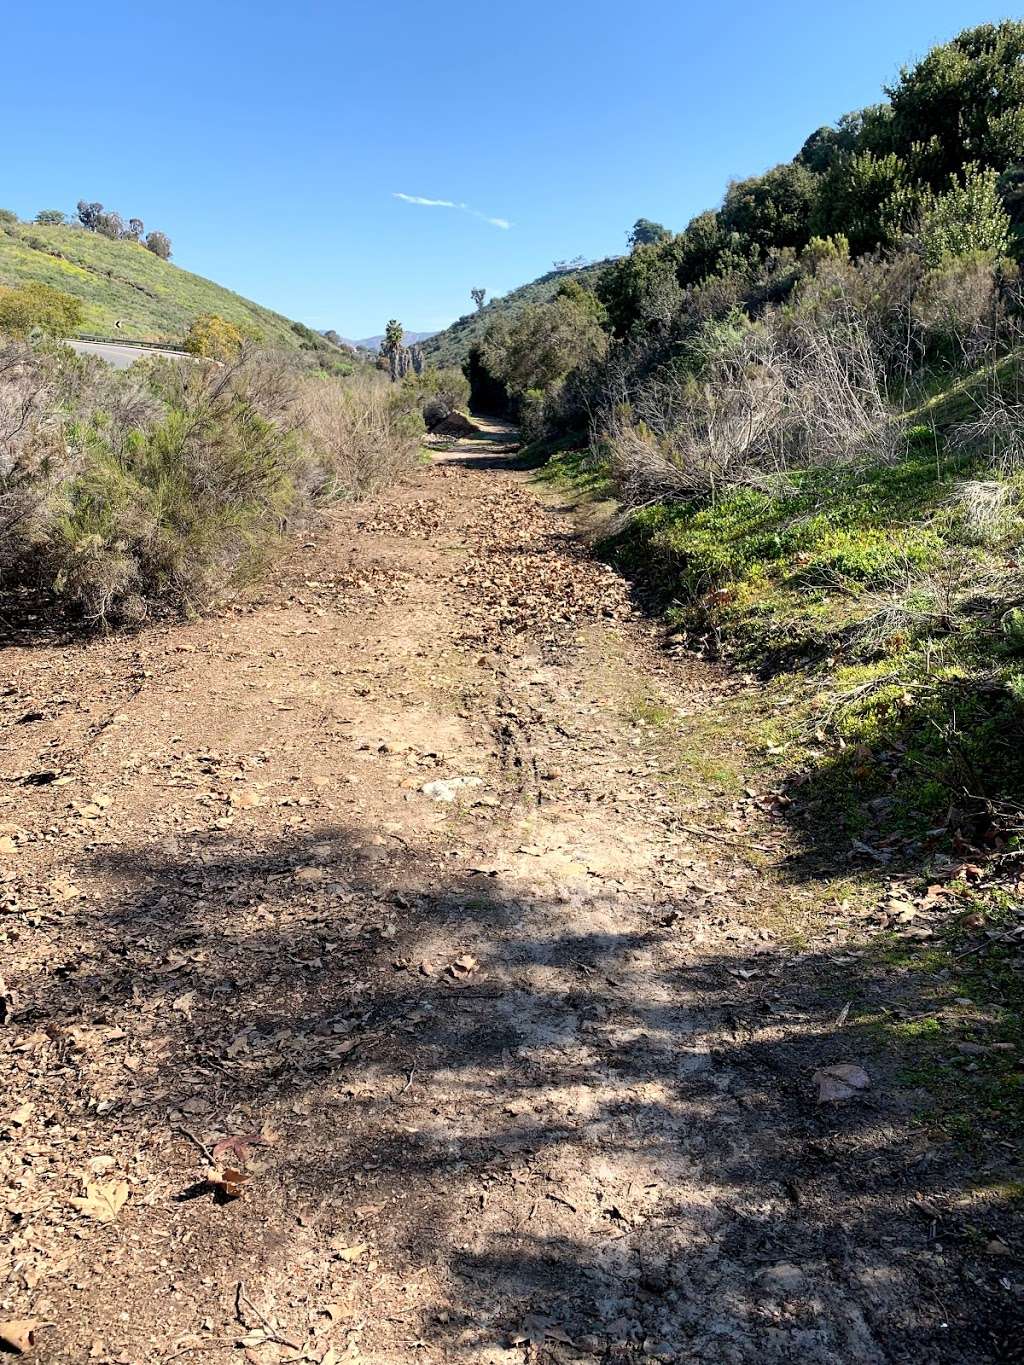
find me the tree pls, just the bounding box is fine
[599,238,686,335]
[627,218,671,250]
[0,208,17,225]
[796,106,893,173]
[184,313,245,360]
[811,150,910,254]
[885,21,1024,186]
[480,290,607,395]
[94,210,125,240]
[144,231,172,259]
[0,282,84,338]
[34,209,66,226]
[674,210,742,287]
[720,163,819,254]
[125,218,144,242]
[554,277,607,323]
[77,200,104,230]
[470,288,486,311]
[383,319,404,356]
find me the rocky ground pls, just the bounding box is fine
[1,422,1021,1363]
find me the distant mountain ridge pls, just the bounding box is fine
[336,329,437,352]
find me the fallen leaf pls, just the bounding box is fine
[211,1134,262,1164]
[814,1063,870,1102]
[8,1102,34,1127]
[0,1320,38,1354]
[70,1178,129,1222]
[450,954,479,977]
[207,1165,248,1200]
[335,1242,368,1262]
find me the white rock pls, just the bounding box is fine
[421,776,484,802]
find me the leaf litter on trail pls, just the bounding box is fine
[510,1316,575,1348]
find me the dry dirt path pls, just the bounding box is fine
[0,424,1014,1363]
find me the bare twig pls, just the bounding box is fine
[174,1126,215,1165]
[234,1281,301,1352]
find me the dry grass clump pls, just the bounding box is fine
[945,478,1021,544]
[301,372,422,500]
[952,397,1024,475]
[604,315,899,506]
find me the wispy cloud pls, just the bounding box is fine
[393,192,511,229]
[393,193,460,208]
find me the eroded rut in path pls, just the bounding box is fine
[1,426,1012,1363]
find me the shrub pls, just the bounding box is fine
[917,164,1012,265]
[0,342,67,581]
[911,254,1008,365]
[1,343,418,626]
[401,366,470,430]
[602,313,898,505]
[43,353,308,620]
[34,209,66,226]
[0,282,85,338]
[184,313,245,360]
[1003,607,1024,654]
[0,209,18,225]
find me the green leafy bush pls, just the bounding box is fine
[0,282,85,338]
[918,164,1012,265]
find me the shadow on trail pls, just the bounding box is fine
[15,819,1022,1362]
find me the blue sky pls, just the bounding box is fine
[1,1,1005,337]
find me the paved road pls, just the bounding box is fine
[68,339,189,369]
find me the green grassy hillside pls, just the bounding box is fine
[0,220,308,347]
[421,260,612,367]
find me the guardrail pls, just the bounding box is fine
[74,334,188,353]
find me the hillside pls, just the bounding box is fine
[421,259,611,367]
[0,219,311,347]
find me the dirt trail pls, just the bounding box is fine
[0,423,1013,1363]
